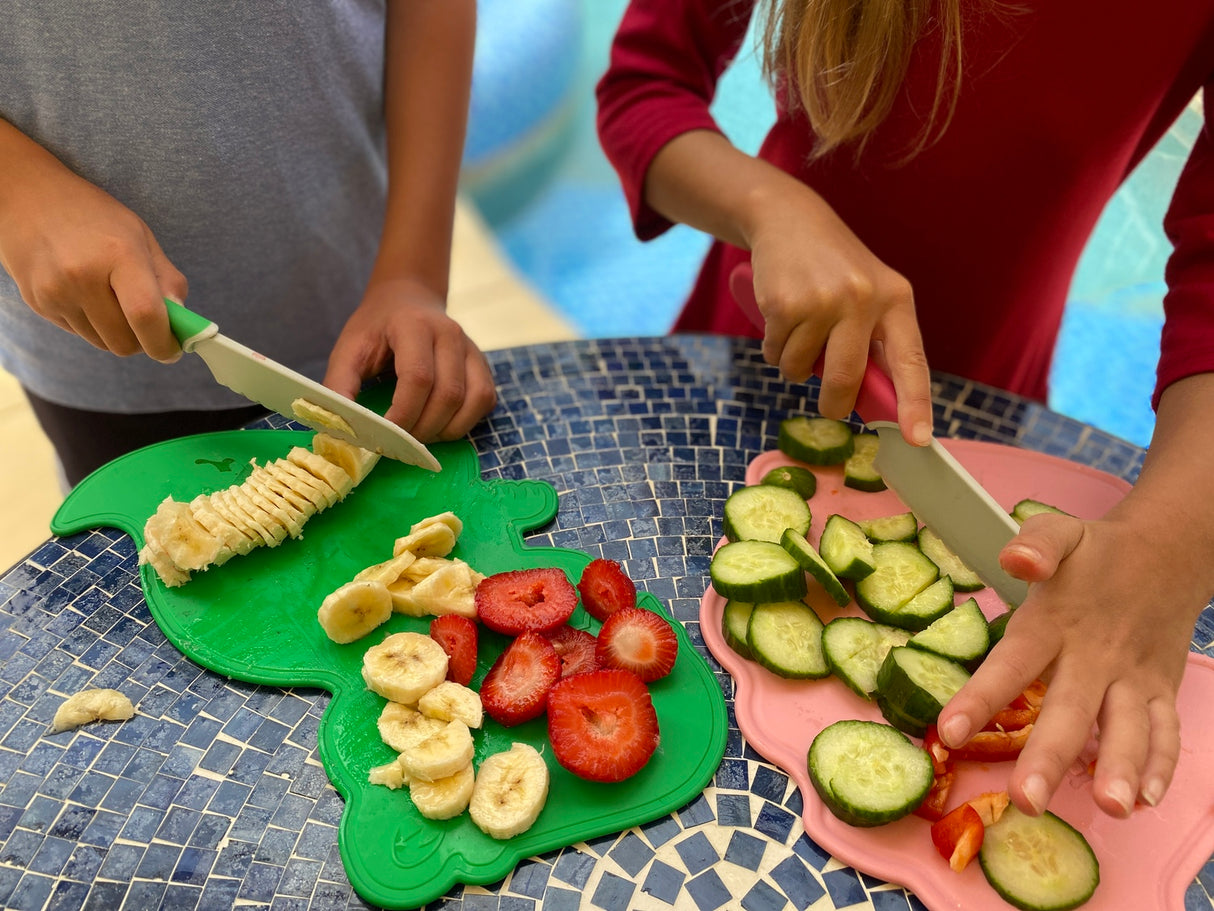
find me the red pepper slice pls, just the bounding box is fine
[950,724,1033,763]
[913,769,956,822]
[930,803,984,872]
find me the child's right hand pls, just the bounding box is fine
[0,125,186,362]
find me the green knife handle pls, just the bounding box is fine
[164,298,218,353]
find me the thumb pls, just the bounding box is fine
[999,513,1084,583]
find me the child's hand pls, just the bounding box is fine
[322,278,496,442]
[0,134,186,362]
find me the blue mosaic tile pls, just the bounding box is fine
[685,867,734,910]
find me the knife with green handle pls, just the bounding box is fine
[729,264,1028,607]
[164,299,440,472]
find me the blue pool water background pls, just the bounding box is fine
[465,0,1200,450]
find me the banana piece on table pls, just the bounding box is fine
[49,688,135,733]
[138,539,191,588]
[392,522,457,560]
[368,756,415,790]
[362,632,449,704]
[402,559,481,619]
[409,763,475,820]
[317,580,393,644]
[469,743,550,839]
[355,551,417,587]
[377,702,448,753]
[399,719,475,782]
[418,681,483,729]
[144,496,229,572]
[411,511,464,539]
[312,432,380,486]
[287,446,353,502]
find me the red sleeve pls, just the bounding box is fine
[595,0,756,240]
[1158,89,1214,408]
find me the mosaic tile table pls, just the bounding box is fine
[1,336,1211,911]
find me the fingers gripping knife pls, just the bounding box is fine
[164,299,440,472]
[729,264,1028,607]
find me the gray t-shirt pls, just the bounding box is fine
[0,0,388,411]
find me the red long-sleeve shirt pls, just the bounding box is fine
[597,0,1214,406]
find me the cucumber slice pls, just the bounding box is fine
[875,693,931,737]
[781,528,850,607]
[723,484,812,544]
[988,610,1013,647]
[778,416,855,465]
[876,645,971,727]
[866,574,955,632]
[821,617,912,698]
[1011,498,1070,525]
[979,806,1100,911]
[721,600,755,660]
[843,433,887,492]
[908,597,991,667]
[858,511,919,543]
[760,465,818,499]
[918,526,985,592]
[746,600,828,679]
[710,540,809,602]
[854,541,939,620]
[808,720,934,827]
[819,514,877,581]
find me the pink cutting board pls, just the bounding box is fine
[700,441,1214,911]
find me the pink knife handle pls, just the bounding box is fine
[728,263,899,424]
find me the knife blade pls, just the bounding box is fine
[728,263,1028,607]
[164,299,440,472]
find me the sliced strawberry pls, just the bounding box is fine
[476,567,578,635]
[546,669,660,782]
[480,631,561,727]
[429,615,478,686]
[544,624,600,678]
[577,558,637,622]
[594,607,678,682]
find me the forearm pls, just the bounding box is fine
[371,0,476,298]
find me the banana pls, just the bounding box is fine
[377,702,448,752]
[268,458,335,510]
[362,632,449,704]
[392,523,457,559]
[138,540,191,587]
[399,719,475,782]
[469,743,550,839]
[249,460,317,517]
[368,756,415,790]
[242,478,304,540]
[317,579,393,644]
[206,490,264,552]
[411,511,464,539]
[245,468,313,533]
[144,496,228,571]
[223,487,285,547]
[355,551,416,587]
[190,494,252,558]
[291,398,356,437]
[402,559,480,618]
[312,432,380,486]
[49,688,136,733]
[409,763,475,820]
[287,446,353,501]
[418,681,483,729]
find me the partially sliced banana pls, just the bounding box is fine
[287,446,353,502]
[50,688,136,733]
[377,702,448,753]
[403,559,480,618]
[317,580,393,644]
[223,487,285,547]
[145,497,227,571]
[242,478,305,540]
[207,490,264,552]
[249,461,317,517]
[469,743,550,839]
[190,494,253,558]
[362,632,449,704]
[418,681,483,729]
[409,763,475,820]
[312,432,380,486]
[399,719,475,782]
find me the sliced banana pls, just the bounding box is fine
[268,458,335,510]
[368,756,414,790]
[377,702,448,752]
[207,489,264,551]
[392,523,457,559]
[242,478,305,540]
[317,579,393,644]
[399,719,475,782]
[469,743,550,839]
[291,398,356,437]
[409,763,475,820]
[144,497,227,571]
[287,446,353,501]
[223,487,285,547]
[190,494,252,558]
[418,681,483,729]
[355,551,417,587]
[410,511,464,539]
[138,540,191,587]
[50,688,136,733]
[402,559,480,618]
[362,632,449,704]
[312,432,380,486]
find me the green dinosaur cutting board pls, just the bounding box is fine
[52,418,728,909]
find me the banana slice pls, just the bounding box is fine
[242,478,305,540]
[410,763,475,820]
[49,688,136,733]
[362,632,449,704]
[399,719,475,782]
[312,432,380,486]
[291,398,356,437]
[287,446,353,501]
[377,702,448,752]
[268,458,335,511]
[138,540,191,587]
[144,497,227,571]
[317,579,393,644]
[402,559,480,618]
[223,487,285,547]
[207,489,266,551]
[411,511,464,539]
[355,551,417,587]
[418,681,483,728]
[469,743,550,839]
[368,756,414,790]
[190,494,252,558]
[392,523,457,559]
[248,461,318,520]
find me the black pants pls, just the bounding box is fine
[23,388,268,487]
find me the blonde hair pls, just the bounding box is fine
[760,0,964,160]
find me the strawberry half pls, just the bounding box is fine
[429,614,478,686]
[594,607,678,682]
[547,668,660,782]
[577,558,637,622]
[544,624,600,678]
[476,567,578,635]
[480,631,561,727]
